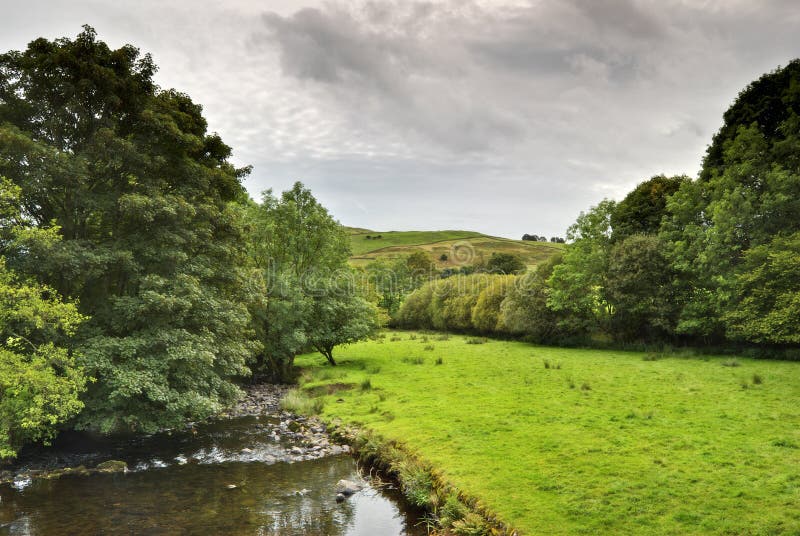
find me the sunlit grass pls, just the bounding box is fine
[297,331,800,535]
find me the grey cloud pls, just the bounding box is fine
[1,0,799,238]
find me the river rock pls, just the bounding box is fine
[335,479,363,496]
[96,460,128,473]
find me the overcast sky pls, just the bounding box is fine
[1,1,798,238]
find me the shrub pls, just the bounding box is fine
[360,378,372,391]
[752,373,763,385]
[435,357,444,365]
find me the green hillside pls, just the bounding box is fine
[346,228,563,268]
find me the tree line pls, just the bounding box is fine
[396,60,800,355]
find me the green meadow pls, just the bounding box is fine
[347,229,485,256]
[296,331,800,535]
[347,229,563,268]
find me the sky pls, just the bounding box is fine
[1,1,799,238]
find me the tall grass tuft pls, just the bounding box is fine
[280,389,323,415]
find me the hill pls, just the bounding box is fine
[345,227,563,268]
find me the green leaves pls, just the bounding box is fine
[0,260,87,460]
[0,28,257,432]
[246,182,374,376]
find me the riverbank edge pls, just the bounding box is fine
[322,416,520,536]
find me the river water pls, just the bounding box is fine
[0,415,426,535]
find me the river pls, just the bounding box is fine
[0,413,426,535]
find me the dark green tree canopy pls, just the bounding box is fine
[0,27,256,432]
[702,59,800,180]
[610,175,688,243]
[486,252,526,275]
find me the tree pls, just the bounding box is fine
[471,275,514,333]
[702,59,800,180]
[500,253,564,342]
[724,232,800,344]
[0,179,87,459]
[547,200,616,337]
[395,283,435,329]
[610,175,688,243]
[605,234,678,341]
[0,260,88,460]
[662,62,800,340]
[246,182,376,374]
[406,250,436,282]
[486,252,526,274]
[306,278,379,365]
[0,28,256,432]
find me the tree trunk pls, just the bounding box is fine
[322,348,337,366]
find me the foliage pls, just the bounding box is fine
[0,258,87,460]
[394,282,435,329]
[470,275,515,333]
[547,199,616,337]
[0,28,256,432]
[610,175,687,243]
[724,232,800,344]
[605,234,678,341]
[662,62,800,341]
[485,252,525,274]
[702,59,800,180]
[500,253,564,342]
[396,274,510,333]
[246,182,376,375]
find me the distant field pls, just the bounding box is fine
[346,228,563,268]
[297,332,800,535]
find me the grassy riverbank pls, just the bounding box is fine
[295,331,800,535]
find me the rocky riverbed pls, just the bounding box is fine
[1,384,349,488]
[225,383,351,461]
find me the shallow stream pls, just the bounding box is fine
[0,415,425,535]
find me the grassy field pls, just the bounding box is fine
[346,228,563,268]
[296,332,800,535]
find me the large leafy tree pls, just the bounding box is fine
[610,175,688,243]
[500,253,564,342]
[724,232,800,344]
[0,28,256,432]
[662,61,800,341]
[605,234,678,341]
[547,199,616,337]
[246,182,374,375]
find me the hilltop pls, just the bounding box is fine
[344,227,564,268]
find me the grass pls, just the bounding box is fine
[347,229,564,268]
[297,331,800,535]
[279,389,324,415]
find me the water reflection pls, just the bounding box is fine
[0,417,425,536]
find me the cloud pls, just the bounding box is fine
[1,0,799,237]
